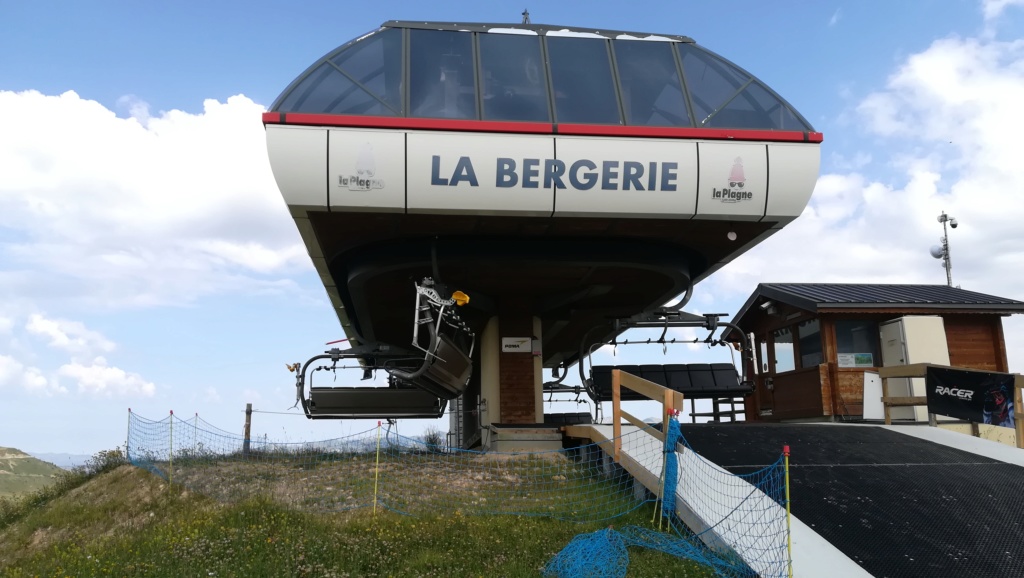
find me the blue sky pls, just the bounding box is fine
[2,0,1024,454]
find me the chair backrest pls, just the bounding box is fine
[687,363,716,392]
[664,364,693,391]
[417,334,473,399]
[640,364,669,387]
[588,365,650,401]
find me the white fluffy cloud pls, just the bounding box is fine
[0,91,309,309]
[982,0,1024,20]
[25,313,116,355]
[58,356,156,398]
[706,29,1024,370]
[0,354,65,396]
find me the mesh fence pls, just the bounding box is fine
[127,412,789,578]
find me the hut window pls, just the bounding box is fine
[771,327,796,373]
[835,320,881,368]
[798,319,823,368]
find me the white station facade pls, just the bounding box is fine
[265,21,822,445]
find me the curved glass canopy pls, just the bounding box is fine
[272,21,814,132]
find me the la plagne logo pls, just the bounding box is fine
[338,143,385,191]
[711,157,753,203]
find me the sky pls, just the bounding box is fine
[2,0,1024,455]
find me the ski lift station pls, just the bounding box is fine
[264,20,820,442]
[262,20,1024,578]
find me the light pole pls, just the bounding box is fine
[930,211,958,287]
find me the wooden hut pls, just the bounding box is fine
[725,284,1024,421]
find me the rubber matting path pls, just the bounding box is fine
[678,424,1024,578]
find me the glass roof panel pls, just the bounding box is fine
[270,22,814,132]
[613,40,690,127]
[547,37,620,124]
[479,33,550,122]
[409,30,477,120]
[275,62,397,116]
[704,81,810,130]
[678,44,751,126]
[330,28,403,115]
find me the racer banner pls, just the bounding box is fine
[925,367,1015,428]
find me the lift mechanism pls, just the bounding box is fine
[290,278,476,419]
[562,308,755,404]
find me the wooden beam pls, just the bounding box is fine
[563,425,597,440]
[619,371,668,401]
[882,396,928,407]
[612,369,622,463]
[662,388,672,432]
[878,363,933,379]
[621,409,665,442]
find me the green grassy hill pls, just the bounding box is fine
[0,455,714,577]
[0,448,64,498]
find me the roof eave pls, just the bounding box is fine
[382,20,695,43]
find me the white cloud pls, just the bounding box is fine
[706,30,1024,371]
[0,354,65,396]
[982,0,1024,20]
[25,313,116,355]
[829,8,842,27]
[58,356,156,397]
[0,90,310,309]
[116,94,151,123]
[0,316,12,334]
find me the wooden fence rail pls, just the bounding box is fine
[877,363,1024,449]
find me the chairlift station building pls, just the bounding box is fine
[264,21,822,447]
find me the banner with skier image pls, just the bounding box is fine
[925,367,1015,428]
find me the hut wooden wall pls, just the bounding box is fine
[943,315,1008,372]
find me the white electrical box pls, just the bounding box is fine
[879,316,951,421]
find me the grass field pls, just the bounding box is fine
[0,448,65,499]
[0,450,717,577]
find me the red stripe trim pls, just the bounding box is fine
[263,113,824,143]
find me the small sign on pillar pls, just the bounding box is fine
[501,337,531,353]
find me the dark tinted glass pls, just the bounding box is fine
[704,81,810,130]
[331,28,403,114]
[613,40,690,127]
[479,34,550,122]
[276,62,396,116]
[410,30,477,119]
[678,44,750,126]
[547,37,620,124]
